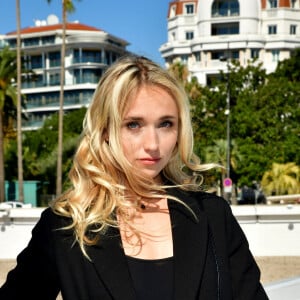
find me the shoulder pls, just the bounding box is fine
[169,187,232,221]
[170,187,229,211]
[34,207,72,235]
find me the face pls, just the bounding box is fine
[120,85,179,183]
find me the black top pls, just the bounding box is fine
[126,256,174,300]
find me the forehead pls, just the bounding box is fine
[124,85,178,115]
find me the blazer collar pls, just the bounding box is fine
[168,188,209,300]
[87,226,136,299]
[87,188,209,300]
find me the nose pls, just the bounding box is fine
[144,127,159,152]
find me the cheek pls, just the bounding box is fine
[120,134,137,159]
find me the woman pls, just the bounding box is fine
[0,56,268,299]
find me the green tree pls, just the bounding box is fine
[261,162,300,195]
[273,48,300,82]
[0,47,18,202]
[5,107,87,198]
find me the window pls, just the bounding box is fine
[171,32,176,41]
[23,37,39,47]
[211,0,240,17]
[290,25,297,35]
[31,55,43,69]
[181,55,189,64]
[6,39,16,48]
[211,51,225,60]
[271,50,280,62]
[42,36,55,45]
[232,51,239,59]
[186,31,194,40]
[170,5,176,18]
[268,25,277,35]
[291,0,298,8]
[251,49,260,59]
[82,50,101,63]
[194,52,201,62]
[49,73,60,86]
[185,4,194,14]
[212,22,239,35]
[49,52,61,67]
[269,0,278,8]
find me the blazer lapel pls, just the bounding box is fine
[87,227,136,300]
[84,188,209,300]
[168,188,209,300]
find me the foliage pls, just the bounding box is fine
[4,107,87,194]
[261,162,300,195]
[0,47,19,202]
[189,57,300,190]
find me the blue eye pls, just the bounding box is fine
[127,121,140,129]
[160,120,173,128]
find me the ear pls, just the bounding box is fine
[103,130,109,143]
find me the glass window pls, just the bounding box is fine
[24,37,39,47]
[73,49,80,64]
[49,52,61,67]
[41,35,55,45]
[194,52,201,62]
[290,25,297,35]
[170,5,176,18]
[186,31,194,40]
[251,49,260,59]
[181,55,189,64]
[269,0,278,8]
[49,73,60,86]
[31,55,43,69]
[268,25,277,35]
[6,39,17,48]
[232,50,239,59]
[211,51,225,60]
[185,4,194,14]
[211,0,240,17]
[271,49,280,62]
[211,22,239,35]
[290,0,298,8]
[81,50,101,63]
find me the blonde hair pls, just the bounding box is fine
[52,55,212,256]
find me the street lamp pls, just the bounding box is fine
[220,56,231,201]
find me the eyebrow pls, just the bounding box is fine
[123,115,177,121]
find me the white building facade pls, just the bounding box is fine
[1,15,129,130]
[160,0,300,85]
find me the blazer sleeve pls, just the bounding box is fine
[201,194,269,300]
[223,200,269,299]
[0,208,61,300]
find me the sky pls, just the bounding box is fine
[0,0,171,66]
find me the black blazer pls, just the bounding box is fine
[0,189,268,300]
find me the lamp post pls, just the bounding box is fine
[220,56,231,202]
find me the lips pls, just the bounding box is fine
[139,158,161,165]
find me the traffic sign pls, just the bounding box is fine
[223,177,232,187]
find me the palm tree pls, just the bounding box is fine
[204,139,242,202]
[16,0,24,202]
[46,0,76,196]
[261,162,300,195]
[0,47,18,202]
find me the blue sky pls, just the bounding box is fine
[0,0,170,66]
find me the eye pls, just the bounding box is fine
[126,121,140,129]
[160,120,173,128]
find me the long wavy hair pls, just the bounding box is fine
[52,55,212,256]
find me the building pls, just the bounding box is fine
[160,0,300,85]
[1,15,129,130]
